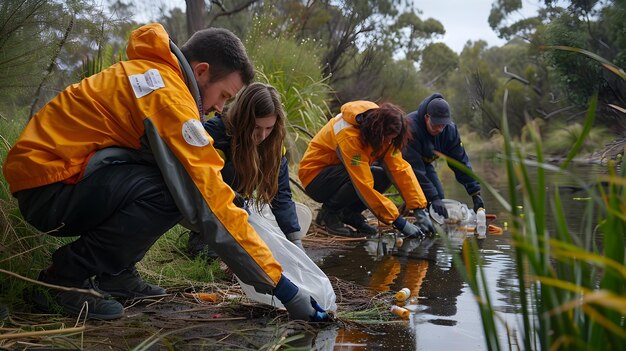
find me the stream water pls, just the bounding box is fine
[309,159,610,350]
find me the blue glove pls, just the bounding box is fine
[413,208,436,236]
[472,193,484,212]
[274,275,329,322]
[430,199,448,218]
[393,216,425,239]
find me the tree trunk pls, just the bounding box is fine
[186,0,205,37]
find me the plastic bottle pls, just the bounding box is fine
[390,305,410,319]
[476,208,486,237]
[395,237,404,248]
[395,288,411,302]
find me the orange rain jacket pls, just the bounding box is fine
[2,23,282,292]
[298,101,427,224]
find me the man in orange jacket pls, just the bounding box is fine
[3,23,328,322]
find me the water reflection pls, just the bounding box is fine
[316,232,474,349]
[311,161,609,350]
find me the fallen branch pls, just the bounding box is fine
[0,269,104,298]
[0,326,86,340]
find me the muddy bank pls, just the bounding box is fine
[0,231,394,350]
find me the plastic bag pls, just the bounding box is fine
[260,202,312,238]
[429,199,472,224]
[237,205,337,312]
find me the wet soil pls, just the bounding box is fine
[0,231,386,351]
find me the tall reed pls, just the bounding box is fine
[448,88,625,350]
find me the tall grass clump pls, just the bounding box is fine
[0,118,69,308]
[543,122,612,157]
[448,54,625,349]
[244,6,332,167]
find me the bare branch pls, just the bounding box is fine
[0,268,104,298]
[503,66,543,95]
[29,16,74,119]
[211,0,259,20]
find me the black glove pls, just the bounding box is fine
[430,199,448,218]
[233,192,250,214]
[413,208,436,236]
[392,216,425,239]
[472,193,484,212]
[275,275,329,322]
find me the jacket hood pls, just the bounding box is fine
[126,23,180,72]
[340,101,379,125]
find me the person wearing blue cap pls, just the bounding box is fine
[403,93,484,219]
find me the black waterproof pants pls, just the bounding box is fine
[304,164,391,212]
[15,164,182,281]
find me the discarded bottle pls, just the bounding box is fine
[395,237,404,248]
[395,287,411,301]
[476,208,486,237]
[390,305,410,319]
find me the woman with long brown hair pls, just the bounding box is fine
[188,82,305,254]
[298,101,435,237]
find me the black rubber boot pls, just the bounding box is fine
[315,206,353,236]
[30,269,124,320]
[339,209,378,235]
[187,231,220,261]
[99,266,167,299]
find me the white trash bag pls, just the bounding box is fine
[260,202,313,235]
[237,204,337,312]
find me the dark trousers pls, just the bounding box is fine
[15,164,182,281]
[304,164,391,213]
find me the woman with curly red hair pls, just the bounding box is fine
[298,101,435,237]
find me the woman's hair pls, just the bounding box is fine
[223,82,286,205]
[358,102,411,157]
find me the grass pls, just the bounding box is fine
[446,90,626,350]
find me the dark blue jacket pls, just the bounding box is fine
[403,93,480,202]
[204,116,301,235]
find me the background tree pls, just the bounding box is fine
[1,0,65,117]
[274,0,445,107]
[419,43,459,89]
[0,0,133,119]
[489,0,626,133]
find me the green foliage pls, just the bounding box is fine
[245,11,332,166]
[80,43,127,79]
[140,227,225,286]
[539,14,602,105]
[391,11,445,61]
[0,117,67,307]
[159,7,189,45]
[419,43,459,88]
[543,121,611,156]
[0,0,63,115]
[488,0,541,40]
[450,87,626,350]
[0,0,139,120]
[380,59,427,112]
[256,70,332,167]
[446,41,502,135]
[58,6,137,83]
[488,0,625,133]
[248,0,441,106]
